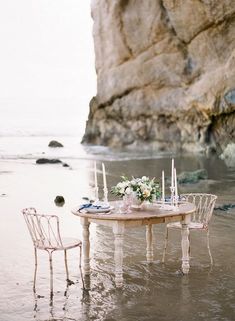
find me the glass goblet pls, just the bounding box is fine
[122,194,132,214]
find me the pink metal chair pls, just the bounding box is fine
[22,208,84,297]
[162,193,217,265]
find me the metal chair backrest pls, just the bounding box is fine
[180,193,217,225]
[22,207,63,249]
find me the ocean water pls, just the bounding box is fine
[0,130,235,321]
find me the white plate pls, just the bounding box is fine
[85,206,114,214]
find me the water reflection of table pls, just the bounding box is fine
[72,202,195,288]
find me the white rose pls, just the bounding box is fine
[119,187,125,194]
[117,182,123,189]
[125,187,132,195]
[118,181,129,189]
[140,184,148,192]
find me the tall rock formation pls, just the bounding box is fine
[83,0,235,154]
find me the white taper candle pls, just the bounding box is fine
[162,170,165,204]
[171,158,174,188]
[174,167,178,201]
[94,161,98,199]
[94,161,97,188]
[102,163,107,190]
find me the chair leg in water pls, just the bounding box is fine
[64,250,70,282]
[48,251,54,299]
[206,229,213,265]
[33,247,38,293]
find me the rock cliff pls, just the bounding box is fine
[83,0,235,154]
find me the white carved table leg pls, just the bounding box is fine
[181,215,190,274]
[146,224,154,262]
[113,222,125,288]
[81,217,90,275]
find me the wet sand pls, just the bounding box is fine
[0,136,235,321]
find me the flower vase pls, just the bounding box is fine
[131,196,144,209]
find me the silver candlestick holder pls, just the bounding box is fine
[170,186,175,206]
[173,195,179,207]
[94,186,99,201]
[174,195,179,207]
[170,186,179,207]
[103,187,108,203]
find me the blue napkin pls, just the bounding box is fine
[78,203,102,212]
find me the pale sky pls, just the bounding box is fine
[0,0,96,136]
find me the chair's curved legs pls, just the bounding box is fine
[79,245,85,289]
[206,229,213,265]
[64,250,69,282]
[48,250,54,299]
[33,247,38,293]
[162,227,169,263]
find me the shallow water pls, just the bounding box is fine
[0,136,235,321]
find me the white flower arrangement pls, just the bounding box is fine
[111,176,161,203]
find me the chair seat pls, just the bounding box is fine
[167,221,206,230]
[35,237,82,250]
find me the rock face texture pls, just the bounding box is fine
[83,0,235,154]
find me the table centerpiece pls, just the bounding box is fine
[111,176,161,210]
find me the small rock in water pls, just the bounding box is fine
[48,140,64,148]
[214,204,235,211]
[62,163,69,167]
[36,158,62,164]
[54,195,65,207]
[178,169,208,184]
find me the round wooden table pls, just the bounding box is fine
[72,201,195,287]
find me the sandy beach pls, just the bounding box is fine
[0,135,235,321]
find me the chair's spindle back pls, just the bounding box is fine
[181,193,217,224]
[22,208,63,249]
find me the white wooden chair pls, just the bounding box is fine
[22,208,84,297]
[162,193,217,265]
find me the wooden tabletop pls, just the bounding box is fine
[71,201,195,221]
